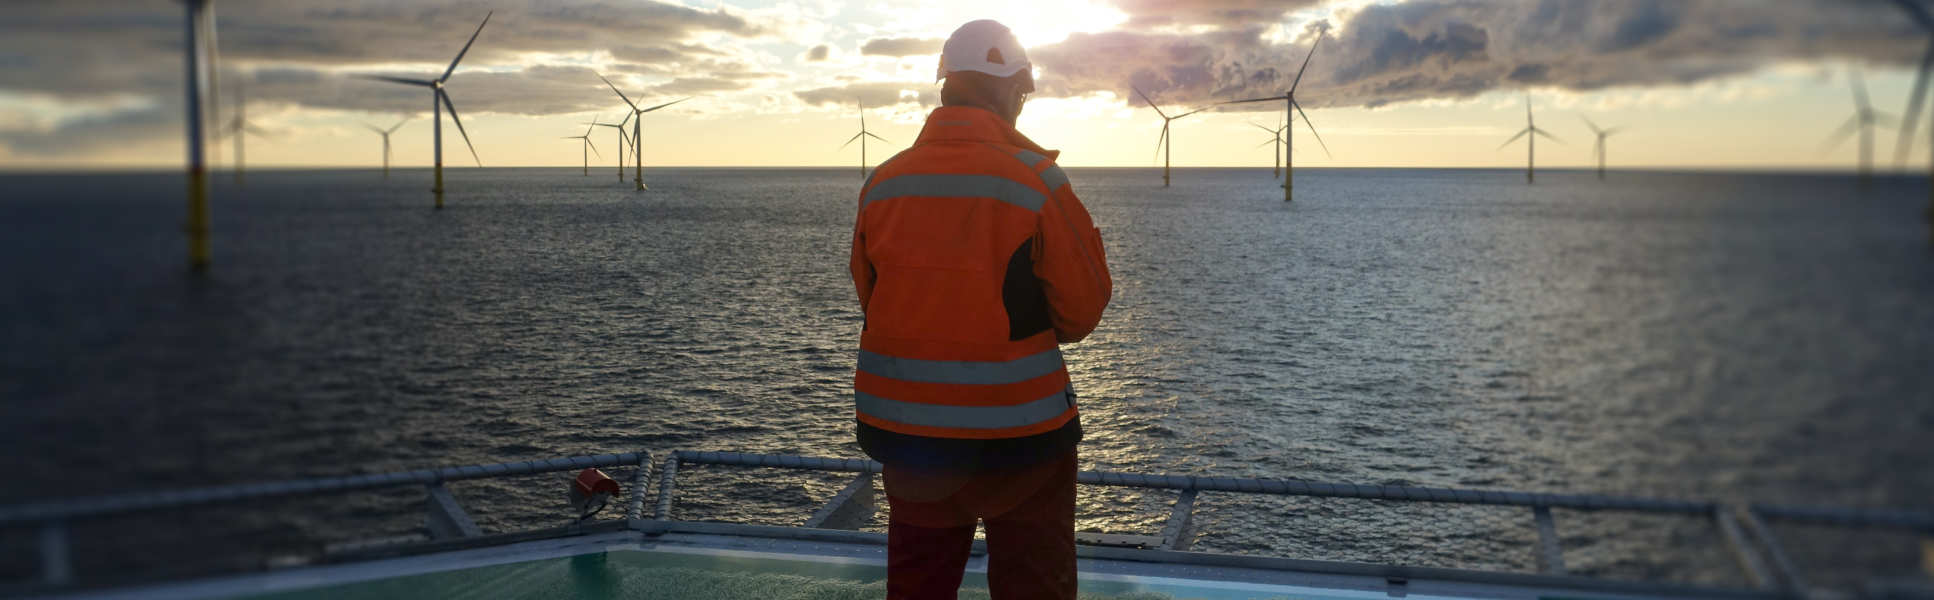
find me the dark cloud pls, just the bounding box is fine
[805,44,830,62]
[0,0,765,99]
[794,82,939,109]
[860,38,943,57]
[1032,0,1923,111]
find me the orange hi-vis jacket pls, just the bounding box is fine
[851,106,1112,441]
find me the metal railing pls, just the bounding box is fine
[3,449,1929,596]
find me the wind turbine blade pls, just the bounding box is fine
[641,97,689,113]
[358,74,436,87]
[1601,127,1622,136]
[1133,87,1168,119]
[597,73,640,110]
[1174,107,1207,119]
[1154,124,1168,163]
[840,131,864,149]
[1871,111,1900,128]
[617,111,633,128]
[387,118,409,133]
[1251,122,1277,134]
[1288,30,1326,95]
[1895,44,1934,165]
[366,124,386,134]
[1218,96,1280,106]
[1851,69,1871,110]
[586,139,600,158]
[441,11,493,82]
[1499,128,1530,149]
[439,90,482,167]
[1533,127,1562,144]
[1295,101,1332,158]
[1256,138,1277,148]
[1823,116,1860,149]
[1580,115,1602,134]
[1895,0,1934,31]
[864,132,889,143]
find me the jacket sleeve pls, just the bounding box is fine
[1032,163,1111,343]
[851,218,875,315]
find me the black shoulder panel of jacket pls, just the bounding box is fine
[856,416,1081,472]
[1002,238,1053,341]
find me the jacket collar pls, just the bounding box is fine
[915,105,1060,162]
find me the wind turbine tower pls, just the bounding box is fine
[564,119,602,176]
[1500,95,1559,184]
[842,101,889,179]
[1580,116,1621,181]
[359,12,490,209]
[1826,69,1895,185]
[366,118,408,179]
[1133,88,1207,187]
[1890,0,1934,227]
[597,73,687,191]
[1218,30,1329,201]
[183,0,216,271]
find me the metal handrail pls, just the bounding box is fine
[670,451,1717,513]
[0,452,648,526]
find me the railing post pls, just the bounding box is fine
[1739,507,1807,596]
[424,482,481,539]
[1533,505,1566,576]
[625,451,652,522]
[803,472,876,530]
[40,520,72,586]
[1161,489,1200,551]
[1714,505,1776,589]
[653,455,680,520]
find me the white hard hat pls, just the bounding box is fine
[937,20,1031,82]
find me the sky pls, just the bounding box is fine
[1,0,1931,171]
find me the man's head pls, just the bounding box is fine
[937,20,1034,124]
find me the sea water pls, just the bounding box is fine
[2,167,1930,586]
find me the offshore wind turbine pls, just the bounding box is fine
[365,118,408,179]
[216,75,266,185]
[563,119,602,176]
[841,101,889,179]
[1133,87,1207,187]
[589,113,630,180]
[1252,116,1286,178]
[1826,69,1896,184]
[1890,0,1934,225]
[1499,95,1559,184]
[597,73,687,191]
[1580,116,1621,181]
[358,12,490,209]
[1218,30,1329,201]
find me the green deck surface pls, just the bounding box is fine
[241,549,1425,600]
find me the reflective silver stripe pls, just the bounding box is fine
[1039,164,1070,191]
[1013,150,1049,167]
[861,174,1046,212]
[856,389,1071,430]
[858,348,1064,385]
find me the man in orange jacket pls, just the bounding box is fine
[849,19,1112,600]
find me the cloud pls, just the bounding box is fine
[794,81,939,109]
[860,37,943,57]
[1032,0,1925,111]
[805,44,831,62]
[0,0,769,100]
[1108,0,1323,29]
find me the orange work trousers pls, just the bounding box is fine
[883,450,1077,600]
